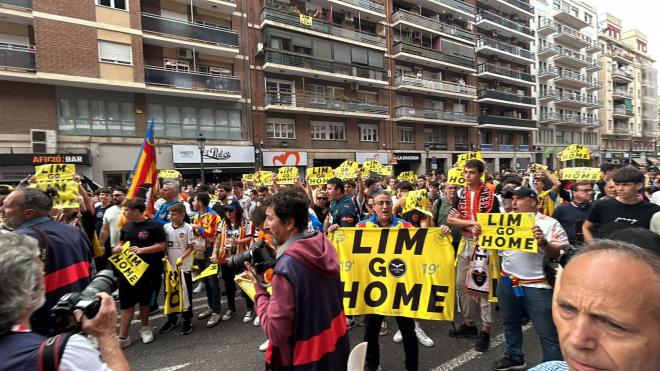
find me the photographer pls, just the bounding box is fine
[0,232,129,371]
[246,187,349,370]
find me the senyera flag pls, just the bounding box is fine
[125,120,159,217]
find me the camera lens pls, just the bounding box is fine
[226,250,252,275]
[81,270,117,299]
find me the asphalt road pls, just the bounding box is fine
[122,288,545,371]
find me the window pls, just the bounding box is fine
[584,132,597,145]
[267,118,295,139]
[360,124,378,142]
[98,41,132,65]
[164,59,189,72]
[455,127,468,148]
[266,80,294,104]
[398,126,414,143]
[538,128,553,144]
[148,101,242,139]
[311,121,345,140]
[97,0,127,11]
[57,94,135,136]
[424,128,433,145]
[584,13,593,25]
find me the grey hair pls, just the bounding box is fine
[372,189,392,199]
[14,188,56,215]
[162,181,179,194]
[0,232,43,334]
[573,239,660,276]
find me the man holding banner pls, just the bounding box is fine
[492,187,568,370]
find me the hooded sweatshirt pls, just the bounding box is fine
[254,232,349,370]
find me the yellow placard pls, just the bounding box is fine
[446,167,466,186]
[193,263,218,282]
[242,173,255,183]
[397,171,416,184]
[158,169,181,179]
[476,213,538,253]
[377,165,393,177]
[276,166,299,185]
[254,171,275,187]
[401,189,432,217]
[299,14,312,26]
[235,275,272,302]
[534,163,548,172]
[455,151,483,167]
[32,164,79,209]
[330,228,455,321]
[164,260,185,315]
[334,160,359,181]
[559,144,591,161]
[361,160,383,177]
[108,242,150,286]
[307,166,334,186]
[560,167,601,181]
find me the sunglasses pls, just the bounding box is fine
[316,197,328,200]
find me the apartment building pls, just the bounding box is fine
[0,0,250,185]
[532,0,600,167]
[475,0,536,171]
[598,13,658,166]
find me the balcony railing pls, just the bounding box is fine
[476,37,533,60]
[478,89,536,105]
[476,10,534,36]
[538,66,558,77]
[557,48,598,67]
[557,92,599,106]
[0,0,32,9]
[556,69,599,86]
[558,114,600,125]
[266,91,387,115]
[264,50,387,81]
[332,0,385,14]
[539,112,560,122]
[612,69,633,79]
[0,44,35,70]
[538,89,558,99]
[395,75,476,95]
[500,0,534,13]
[480,115,536,128]
[499,144,515,151]
[519,144,530,151]
[612,89,632,98]
[478,63,535,83]
[614,106,634,116]
[144,66,241,92]
[141,13,239,47]
[392,42,474,68]
[556,25,593,45]
[261,6,385,47]
[537,17,558,32]
[395,106,477,122]
[392,9,474,42]
[433,0,474,14]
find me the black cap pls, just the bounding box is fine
[504,186,538,199]
[222,200,241,211]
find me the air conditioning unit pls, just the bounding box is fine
[31,129,57,154]
[345,12,354,22]
[178,48,193,59]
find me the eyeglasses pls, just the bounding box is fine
[316,197,327,201]
[366,203,374,208]
[375,200,393,206]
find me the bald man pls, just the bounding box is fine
[531,240,660,371]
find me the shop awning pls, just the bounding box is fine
[647,157,660,166]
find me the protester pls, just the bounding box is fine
[551,181,594,245]
[248,187,350,370]
[432,183,461,252]
[594,163,620,199]
[531,239,660,371]
[211,182,232,214]
[325,178,359,234]
[232,182,252,217]
[527,168,562,217]
[492,186,569,370]
[311,189,330,224]
[0,232,129,371]
[99,187,127,251]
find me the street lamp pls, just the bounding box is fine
[424,141,430,174]
[196,132,206,185]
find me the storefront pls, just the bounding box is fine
[355,152,389,165]
[391,152,422,175]
[172,145,255,184]
[0,153,91,184]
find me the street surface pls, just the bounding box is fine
[122,288,544,371]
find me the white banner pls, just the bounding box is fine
[355,152,389,165]
[172,145,255,164]
[262,151,308,167]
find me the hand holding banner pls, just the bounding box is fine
[307,166,334,185]
[164,260,185,315]
[560,167,601,181]
[108,242,150,286]
[361,160,383,177]
[559,144,591,161]
[32,164,79,209]
[476,213,537,253]
[334,160,359,180]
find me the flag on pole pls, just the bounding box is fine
[126,120,159,216]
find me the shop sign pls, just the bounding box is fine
[392,153,421,163]
[172,145,255,164]
[355,152,389,165]
[262,151,308,166]
[0,153,90,166]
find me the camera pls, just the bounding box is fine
[226,241,276,277]
[50,270,117,333]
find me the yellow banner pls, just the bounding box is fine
[276,166,299,185]
[559,144,591,161]
[334,161,359,181]
[193,263,218,282]
[235,275,272,302]
[307,166,334,186]
[158,169,181,179]
[242,173,255,183]
[476,213,538,253]
[560,167,601,181]
[401,189,432,217]
[397,171,416,184]
[534,163,548,172]
[330,228,455,321]
[299,14,312,26]
[376,165,393,177]
[361,160,383,177]
[164,260,185,315]
[32,164,79,209]
[446,167,466,186]
[455,151,483,167]
[254,171,275,187]
[108,242,150,286]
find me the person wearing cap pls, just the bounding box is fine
[492,186,569,370]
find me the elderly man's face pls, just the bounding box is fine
[2,192,29,228]
[553,252,660,371]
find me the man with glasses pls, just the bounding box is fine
[551,181,594,245]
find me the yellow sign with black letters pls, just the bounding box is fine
[559,144,591,161]
[164,260,185,315]
[276,166,298,185]
[193,263,218,282]
[560,167,601,181]
[455,151,483,167]
[33,164,79,209]
[108,242,150,286]
[397,171,416,184]
[158,169,181,179]
[254,171,275,186]
[307,166,334,186]
[331,228,455,321]
[334,161,359,180]
[477,213,537,253]
[299,14,313,26]
[446,167,465,186]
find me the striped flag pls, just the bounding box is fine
[126,120,159,216]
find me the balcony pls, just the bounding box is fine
[0,0,31,9]
[519,144,530,151]
[478,89,536,108]
[612,69,633,82]
[0,44,35,71]
[391,9,474,43]
[554,48,599,69]
[480,143,494,151]
[538,89,558,102]
[552,3,589,30]
[537,42,559,58]
[392,42,475,71]
[555,92,599,108]
[477,63,535,86]
[476,37,534,64]
[499,144,515,151]
[585,78,602,91]
[264,91,388,119]
[394,75,476,99]
[494,0,535,20]
[327,0,385,20]
[144,66,241,99]
[554,69,593,88]
[557,114,600,127]
[476,10,534,40]
[539,112,560,123]
[424,0,475,19]
[537,17,558,36]
[554,25,595,49]
[613,105,634,118]
[479,114,537,130]
[263,50,387,86]
[612,88,632,99]
[394,106,478,126]
[537,66,558,80]
[261,6,385,48]
[141,13,239,56]
[612,123,630,135]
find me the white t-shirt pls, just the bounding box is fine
[102,205,122,247]
[651,190,660,206]
[234,195,252,217]
[164,222,195,272]
[60,334,109,371]
[501,213,569,288]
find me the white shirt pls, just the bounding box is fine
[501,213,569,288]
[102,205,122,247]
[164,222,195,271]
[60,334,110,371]
[651,190,660,206]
